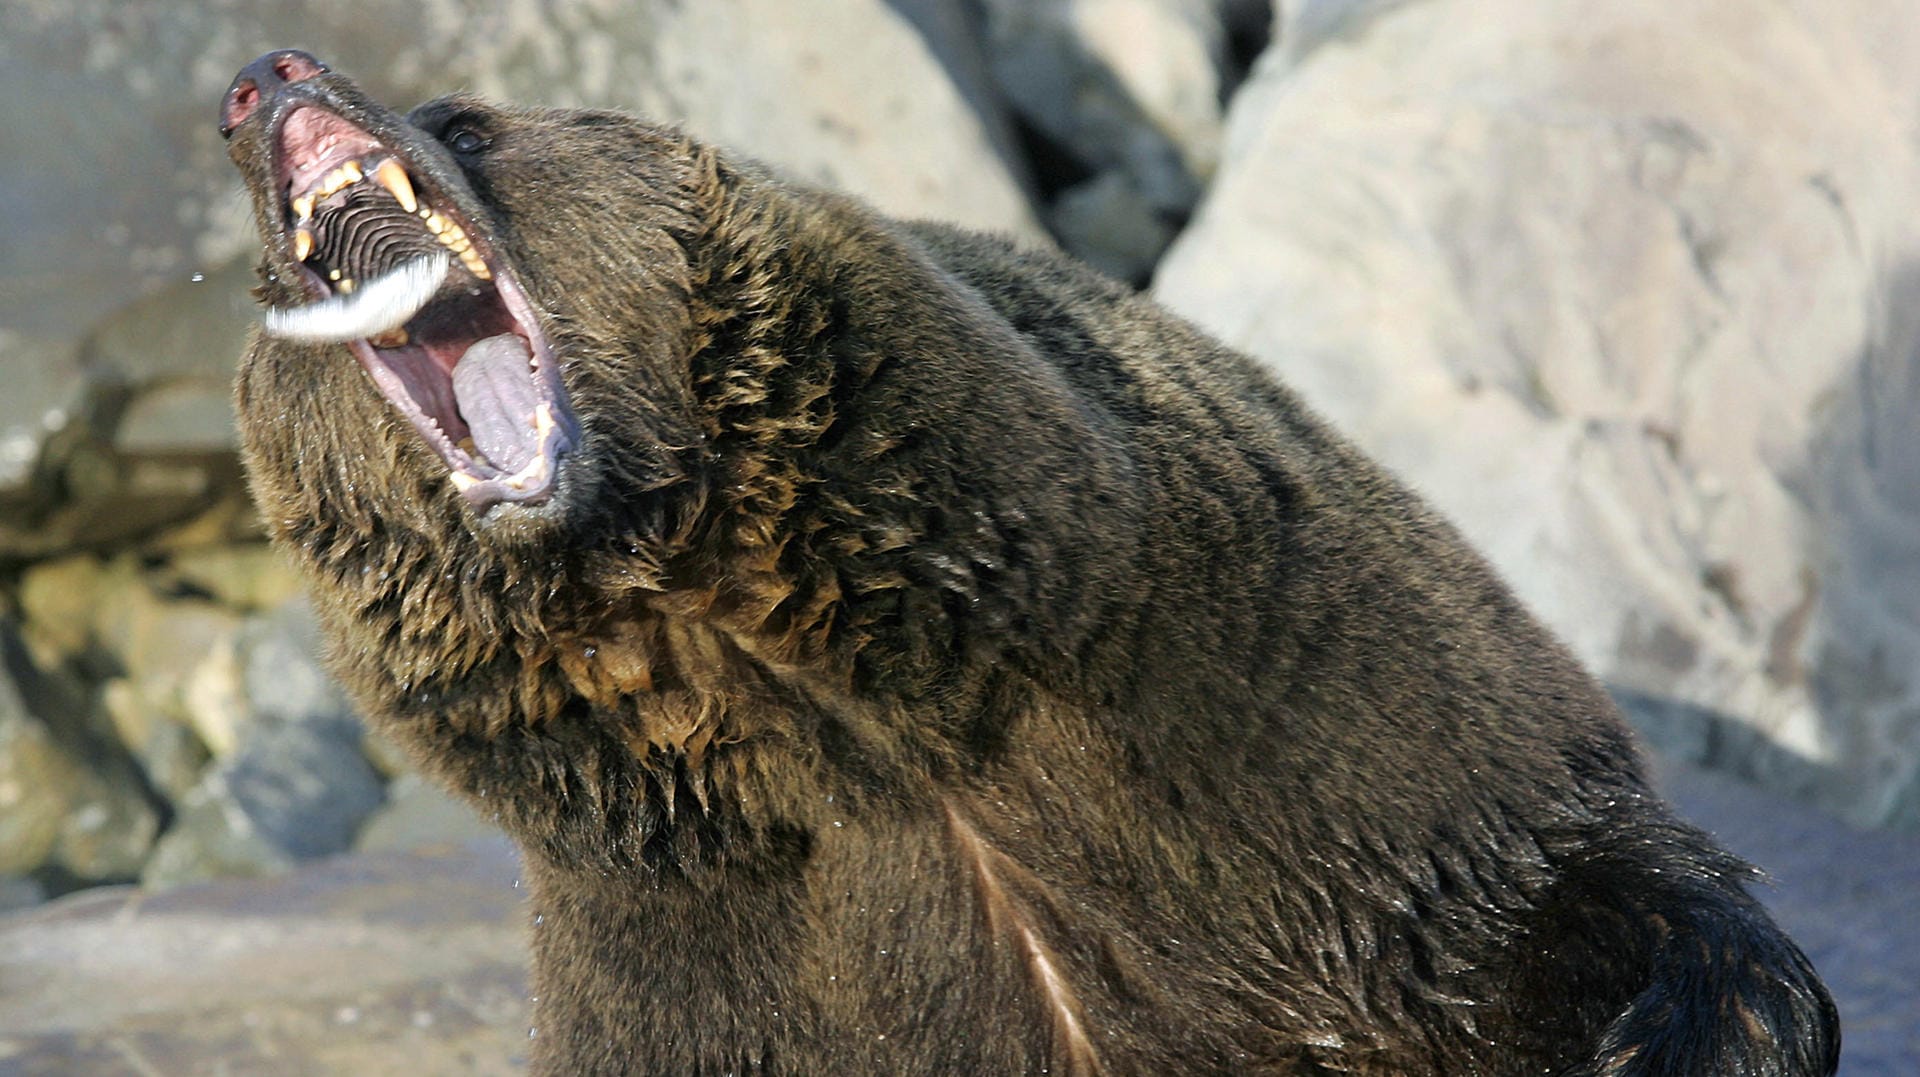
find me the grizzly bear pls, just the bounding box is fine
[220,50,1837,1075]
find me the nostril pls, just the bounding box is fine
[271,51,327,84]
[219,80,261,139]
[218,50,330,139]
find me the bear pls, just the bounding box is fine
[219,49,1838,1076]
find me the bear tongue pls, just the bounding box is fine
[451,333,540,473]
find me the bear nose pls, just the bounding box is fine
[219,49,330,139]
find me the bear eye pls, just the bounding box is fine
[445,126,489,155]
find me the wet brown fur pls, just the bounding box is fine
[229,67,1838,1076]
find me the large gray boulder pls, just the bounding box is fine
[1157,0,1920,827]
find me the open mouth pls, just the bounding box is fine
[264,105,577,509]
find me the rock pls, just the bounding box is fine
[602,0,1045,238]
[134,599,375,888]
[1271,0,1416,67]
[0,838,529,1075]
[0,261,258,560]
[59,256,261,562]
[99,678,209,803]
[88,566,249,758]
[0,622,160,883]
[53,784,161,883]
[0,696,73,877]
[1047,169,1180,284]
[0,874,46,913]
[14,554,106,669]
[0,330,89,552]
[883,0,1039,197]
[141,718,386,889]
[356,773,501,856]
[979,0,1229,211]
[138,780,299,888]
[142,494,270,551]
[154,542,304,612]
[237,599,353,730]
[1156,0,1920,827]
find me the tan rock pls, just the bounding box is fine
[15,554,105,666]
[159,542,304,612]
[0,710,75,876]
[101,677,209,803]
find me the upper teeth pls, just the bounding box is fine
[290,156,491,280]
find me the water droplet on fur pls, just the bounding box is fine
[190,272,206,282]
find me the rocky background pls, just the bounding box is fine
[0,0,1915,1071]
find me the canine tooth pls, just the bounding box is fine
[374,158,418,212]
[292,193,315,220]
[292,228,314,262]
[506,452,552,491]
